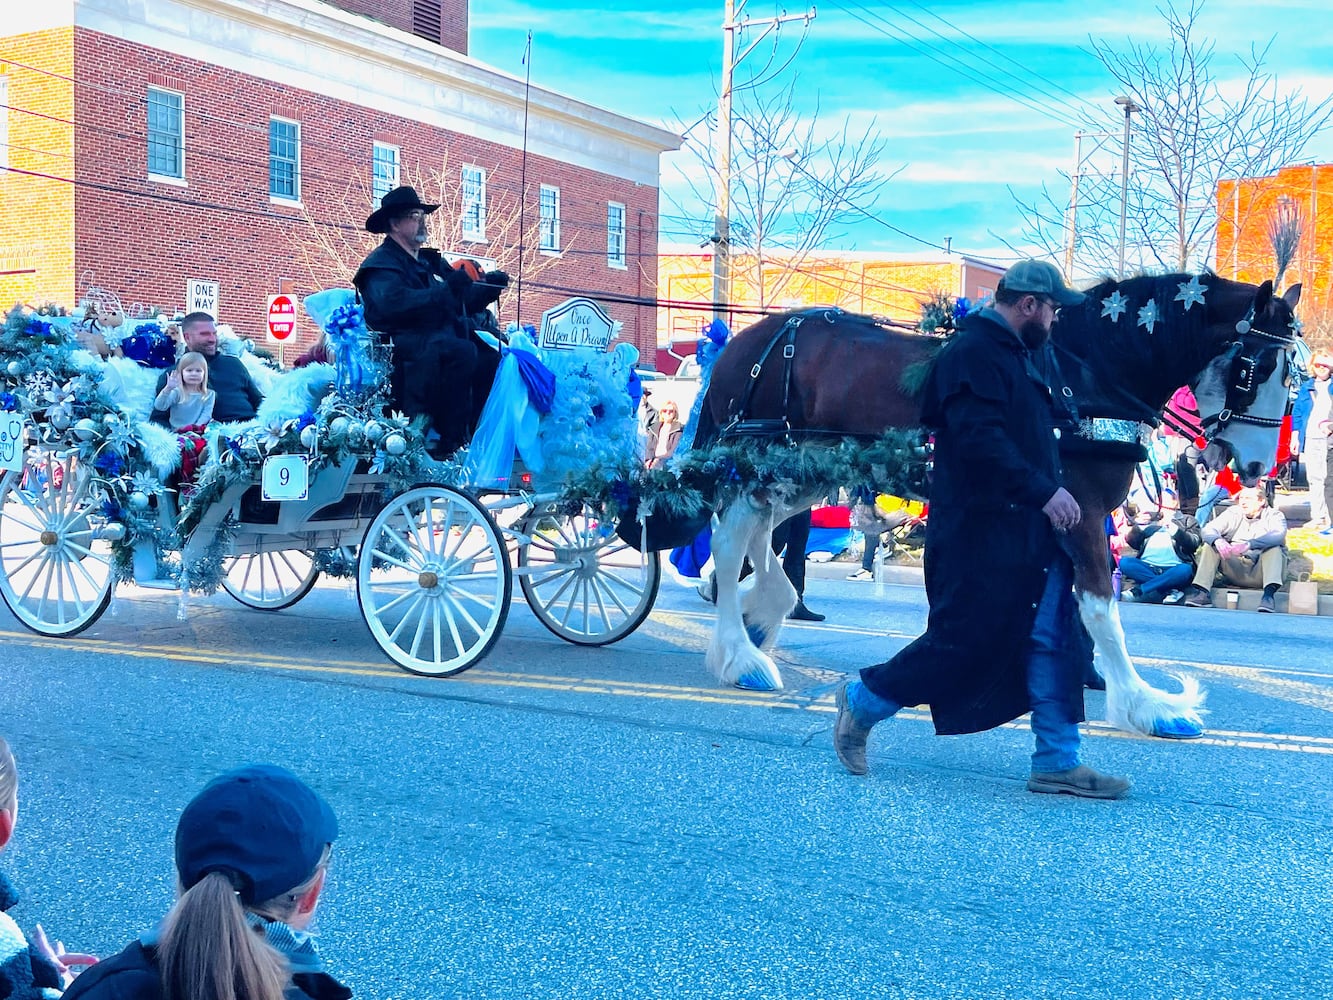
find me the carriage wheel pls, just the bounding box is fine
[222,549,320,611]
[357,485,510,676]
[516,506,660,646]
[0,450,114,637]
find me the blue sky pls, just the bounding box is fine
[470,1,1333,264]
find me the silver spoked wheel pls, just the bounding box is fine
[517,506,660,646]
[222,549,320,611]
[357,485,510,676]
[0,450,114,637]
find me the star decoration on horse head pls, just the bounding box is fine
[1137,299,1160,335]
[1174,276,1208,311]
[1101,290,1129,322]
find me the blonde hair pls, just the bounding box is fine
[157,847,328,1000]
[0,737,15,815]
[177,351,210,394]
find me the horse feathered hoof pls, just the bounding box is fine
[1151,717,1205,740]
[734,668,782,691]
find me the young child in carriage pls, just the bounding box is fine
[152,352,216,495]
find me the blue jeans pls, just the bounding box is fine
[1117,557,1194,600]
[846,556,1081,772]
[1026,557,1081,772]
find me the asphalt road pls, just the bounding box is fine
[2,569,1330,1000]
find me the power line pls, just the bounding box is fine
[822,0,1085,132]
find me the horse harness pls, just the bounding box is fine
[717,308,883,443]
[1198,303,1297,435]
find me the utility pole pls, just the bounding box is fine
[1114,96,1140,279]
[1063,131,1083,278]
[710,0,815,323]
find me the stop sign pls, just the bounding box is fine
[266,293,297,342]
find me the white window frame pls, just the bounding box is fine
[371,141,399,202]
[539,183,561,253]
[607,201,627,269]
[268,116,302,204]
[146,86,186,183]
[461,165,487,242]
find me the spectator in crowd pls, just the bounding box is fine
[1184,485,1288,612]
[62,764,348,1000]
[353,185,508,457]
[1162,385,1204,516]
[2,736,96,997]
[151,313,263,426]
[1118,491,1200,604]
[291,340,332,368]
[1291,352,1333,530]
[646,402,683,469]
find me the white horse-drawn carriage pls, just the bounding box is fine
[0,294,659,676]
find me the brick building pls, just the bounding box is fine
[656,248,1005,366]
[0,0,679,358]
[1216,163,1333,344]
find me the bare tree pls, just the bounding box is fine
[1011,0,1333,276]
[286,151,570,296]
[670,78,898,309]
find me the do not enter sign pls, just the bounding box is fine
[266,294,297,342]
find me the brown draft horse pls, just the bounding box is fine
[688,273,1301,739]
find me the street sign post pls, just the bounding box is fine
[186,279,219,317]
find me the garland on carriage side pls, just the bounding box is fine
[558,428,931,528]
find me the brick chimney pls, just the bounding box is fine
[322,0,469,55]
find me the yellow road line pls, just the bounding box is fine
[3,629,1330,755]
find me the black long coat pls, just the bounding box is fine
[352,239,502,342]
[861,309,1087,735]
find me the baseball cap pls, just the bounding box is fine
[175,764,338,905]
[1000,259,1086,307]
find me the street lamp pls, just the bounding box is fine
[1114,96,1141,279]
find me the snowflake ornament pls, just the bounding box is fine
[1137,300,1160,335]
[1174,276,1208,311]
[1101,290,1129,322]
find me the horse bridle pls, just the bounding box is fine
[1197,301,1297,434]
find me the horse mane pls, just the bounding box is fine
[899,340,945,400]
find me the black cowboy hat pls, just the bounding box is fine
[365,185,439,234]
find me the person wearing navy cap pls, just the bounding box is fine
[62,765,348,1000]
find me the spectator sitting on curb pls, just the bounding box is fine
[1118,491,1200,604]
[62,764,348,1000]
[2,736,97,997]
[1183,485,1287,613]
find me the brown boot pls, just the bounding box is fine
[1028,764,1131,800]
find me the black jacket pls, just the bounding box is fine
[869,309,1087,735]
[61,939,351,1000]
[352,239,504,342]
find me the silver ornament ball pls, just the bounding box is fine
[364,421,385,443]
[128,491,150,511]
[73,418,100,441]
[299,425,318,449]
[383,433,407,456]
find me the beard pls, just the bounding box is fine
[1018,316,1052,349]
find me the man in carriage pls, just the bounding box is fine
[149,311,263,425]
[353,185,510,457]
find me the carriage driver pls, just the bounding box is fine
[353,185,509,457]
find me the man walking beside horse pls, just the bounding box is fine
[833,260,1132,800]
